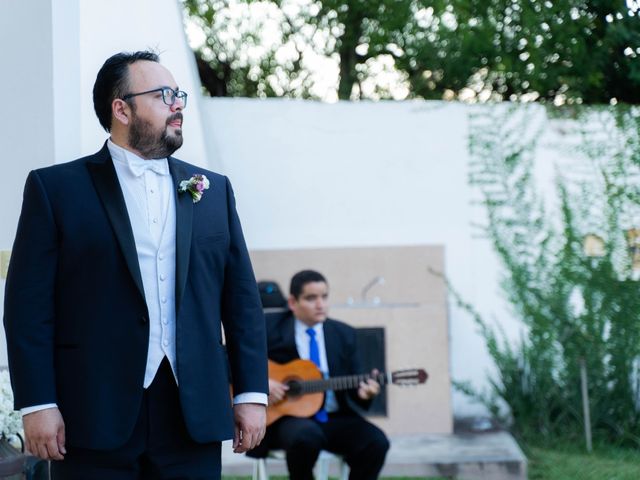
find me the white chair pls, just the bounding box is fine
[252,449,349,480]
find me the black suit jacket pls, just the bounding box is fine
[3,144,268,449]
[266,311,371,414]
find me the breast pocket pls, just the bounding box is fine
[196,233,228,246]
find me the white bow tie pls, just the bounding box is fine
[127,157,170,177]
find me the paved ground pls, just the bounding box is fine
[221,430,527,479]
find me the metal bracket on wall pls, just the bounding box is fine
[1,250,11,279]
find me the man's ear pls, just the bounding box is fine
[112,99,131,127]
[287,295,297,311]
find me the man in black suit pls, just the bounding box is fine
[3,51,268,479]
[253,270,389,480]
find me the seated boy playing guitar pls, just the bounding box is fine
[247,270,389,480]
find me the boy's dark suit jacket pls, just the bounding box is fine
[266,311,372,414]
[3,144,268,450]
[248,311,371,458]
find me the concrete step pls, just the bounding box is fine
[221,432,527,479]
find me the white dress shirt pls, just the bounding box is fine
[294,319,339,412]
[109,140,178,387]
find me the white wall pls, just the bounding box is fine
[202,98,551,415]
[52,0,82,163]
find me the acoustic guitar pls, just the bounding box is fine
[266,359,428,426]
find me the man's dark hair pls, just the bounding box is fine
[290,270,327,299]
[93,50,159,132]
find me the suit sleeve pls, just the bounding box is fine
[220,176,269,397]
[3,171,58,409]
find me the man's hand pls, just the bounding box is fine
[23,407,66,460]
[357,369,381,400]
[233,403,266,453]
[268,379,289,404]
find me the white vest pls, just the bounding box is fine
[134,188,178,388]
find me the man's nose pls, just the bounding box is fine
[170,101,183,112]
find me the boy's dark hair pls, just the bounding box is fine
[289,270,327,299]
[93,50,159,132]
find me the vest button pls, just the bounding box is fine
[140,316,148,324]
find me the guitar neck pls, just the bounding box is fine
[299,372,388,394]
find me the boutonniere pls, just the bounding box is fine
[178,174,210,203]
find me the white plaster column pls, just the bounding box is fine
[52,0,82,164]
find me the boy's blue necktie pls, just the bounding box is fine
[306,328,329,423]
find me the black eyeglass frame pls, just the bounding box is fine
[122,87,188,107]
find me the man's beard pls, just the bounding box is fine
[128,112,183,159]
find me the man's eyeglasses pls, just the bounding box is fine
[122,87,188,108]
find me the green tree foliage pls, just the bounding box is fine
[183,0,308,97]
[309,0,429,99]
[406,0,640,103]
[183,0,432,99]
[182,0,640,103]
[463,105,640,444]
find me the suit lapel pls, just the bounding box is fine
[169,157,193,315]
[323,320,340,375]
[86,146,146,303]
[283,314,299,359]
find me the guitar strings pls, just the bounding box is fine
[298,372,388,394]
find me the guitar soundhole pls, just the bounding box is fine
[285,379,303,397]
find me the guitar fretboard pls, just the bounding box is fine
[296,372,388,394]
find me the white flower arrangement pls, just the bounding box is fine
[0,370,23,439]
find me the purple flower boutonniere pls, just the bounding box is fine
[178,174,210,203]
